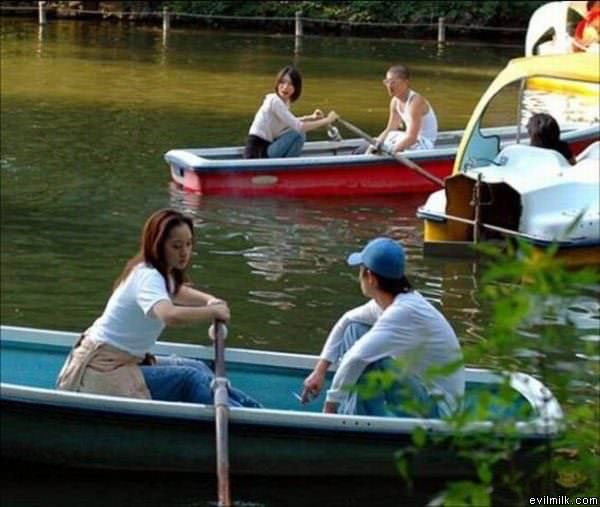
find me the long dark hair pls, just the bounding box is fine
[274,65,302,102]
[527,113,561,150]
[114,209,194,295]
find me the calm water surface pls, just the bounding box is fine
[1,17,598,507]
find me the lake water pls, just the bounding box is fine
[1,16,598,507]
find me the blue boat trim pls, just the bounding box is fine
[0,325,565,475]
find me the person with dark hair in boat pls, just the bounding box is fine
[366,64,438,154]
[301,237,464,417]
[57,208,261,408]
[243,65,339,159]
[527,113,576,165]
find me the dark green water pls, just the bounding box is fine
[1,17,598,507]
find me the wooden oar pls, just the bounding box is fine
[335,117,444,187]
[211,319,231,507]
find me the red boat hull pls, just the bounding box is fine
[170,157,452,197]
[167,130,596,198]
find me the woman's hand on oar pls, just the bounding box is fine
[312,108,324,119]
[335,116,444,187]
[365,138,384,155]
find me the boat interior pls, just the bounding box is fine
[181,126,547,162]
[1,334,539,422]
[163,123,597,174]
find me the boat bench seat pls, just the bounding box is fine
[463,385,534,420]
[495,144,570,171]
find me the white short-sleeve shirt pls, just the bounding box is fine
[248,93,303,142]
[88,263,171,357]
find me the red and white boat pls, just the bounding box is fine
[164,125,595,198]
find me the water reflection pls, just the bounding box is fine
[522,89,600,125]
[2,17,598,506]
[36,24,44,56]
[2,461,440,507]
[168,184,486,347]
[567,298,600,329]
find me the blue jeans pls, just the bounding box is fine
[356,359,439,418]
[339,322,439,418]
[267,129,305,158]
[140,355,262,408]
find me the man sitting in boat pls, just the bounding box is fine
[366,64,438,154]
[244,65,339,159]
[301,237,464,417]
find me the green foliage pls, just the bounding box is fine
[11,1,548,40]
[429,481,492,507]
[162,1,546,27]
[451,240,598,503]
[360,235,599,504]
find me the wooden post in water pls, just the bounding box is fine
[294,11,303,55]
[38,1,47,25]
[162,7,170,35]
[437,16,446,44]
[295,11,303,37]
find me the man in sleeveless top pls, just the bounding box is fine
[367,64,438,154]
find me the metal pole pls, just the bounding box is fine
[516,79,526,144]
[38,1,47,25]
[212,320,231,507]
[437,16,446,44]
[472,173,482,244]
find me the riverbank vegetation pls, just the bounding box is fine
[3,1,548,41]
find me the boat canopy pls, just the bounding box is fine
[453,53,599,174]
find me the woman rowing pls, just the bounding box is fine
[57,208,261,408]
[244,65,338,159]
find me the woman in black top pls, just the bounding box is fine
[526,113,576,165]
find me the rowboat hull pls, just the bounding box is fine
[1,395,455,476]
[1,326,562,476]
[168,154,451,197]
[166,137,455,197]
[164,126,591,197]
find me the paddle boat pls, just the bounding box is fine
[417,53,600,265]
[526,1,599,57]
[164,127,595,198]
[525,1,599,96]
[1,325,563,476]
